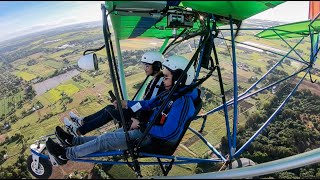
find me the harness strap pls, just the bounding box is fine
[144,73,164,100]
[151,77,164,98]
[155,93,182,125]
[152,64,214,126]
[159,100,173,125]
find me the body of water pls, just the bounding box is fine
[33,69,80,96]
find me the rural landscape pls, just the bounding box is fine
[0,17,320,179]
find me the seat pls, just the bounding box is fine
[139,88,202,156]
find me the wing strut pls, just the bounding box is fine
[101,4,142,177]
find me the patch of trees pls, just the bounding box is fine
[80,97,90,105]
[252,67,262,75]
[91,164,111,179]
[0,71,24,98]
[4,47,58,63]
[72,74,84,82]
[0,121,11,133]
[40,113,54,122]
[50,67,68,78]
[224,85,245,100]
[60,49,81,58]
[60,92,73,105]
[238,62,250,71]
[89,70,104,78]
[0,150,7,164]
[0,155,31,179]
[283,59,291,66]
[34,101,44,109]
[20,101,42,119]
[8,114,18,124]
[200,86,219,111]
[24,85,36,101]
[62,58,70,64]
[1,133,24,146]
[26,59,37,66]
[64,169,90,179]
[248,76,259,83]
[222,88,320,178]
[266,59,276,69]
[263,68,289,87]
[218,50,230,57]
[196,86,320,178]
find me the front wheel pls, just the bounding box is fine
[27,155,52,179]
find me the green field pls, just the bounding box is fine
[57,83,80,96]
[14,71,37,81]
[42,59,63,69]
[0,91,24,116]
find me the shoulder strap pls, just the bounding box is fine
[144,73,164,100]
[156,93,185,125]
[151,77,164,99]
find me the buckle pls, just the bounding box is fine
[161,112,168,117]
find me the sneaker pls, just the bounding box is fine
[55,126,74,147]
[46,137,68,165]
[63,117,79,137]
[69,111,83,127]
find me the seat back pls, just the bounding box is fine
[139,88,202,156]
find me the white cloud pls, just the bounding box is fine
[249,1,309,23]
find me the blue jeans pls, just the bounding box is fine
[78,105,133,135]
[66,128,152,159]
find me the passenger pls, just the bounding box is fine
[64,51,166,136]
[46,55,197,165]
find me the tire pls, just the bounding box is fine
[27,155,52,179]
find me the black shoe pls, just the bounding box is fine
[55,126,74,147]
[46,138,68,165]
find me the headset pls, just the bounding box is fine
[172,69,187,85]
[152,61,163,72]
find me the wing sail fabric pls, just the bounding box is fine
[105,1,285,40]
[256,20,320,39]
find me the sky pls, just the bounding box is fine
[0,1,310,43]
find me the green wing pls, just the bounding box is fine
[181,1,284,20]
[256,19,320,39]
[105,1,285,40]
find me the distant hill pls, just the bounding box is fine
[0,18,285,51]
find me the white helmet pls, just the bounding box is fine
[141,51,164,64]
[163,55,195,85]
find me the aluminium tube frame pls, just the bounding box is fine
[187,16,319,163]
